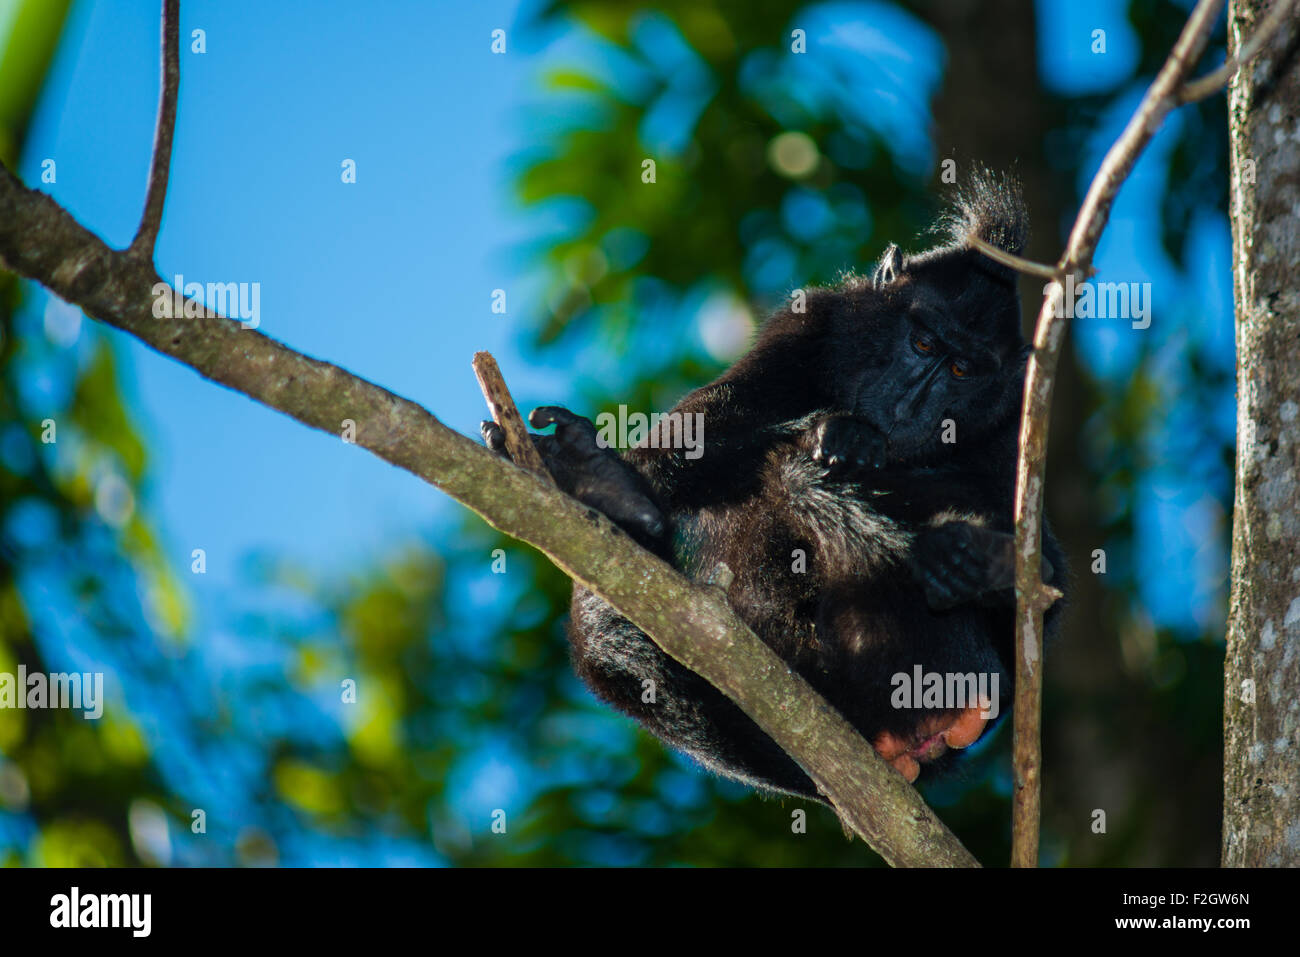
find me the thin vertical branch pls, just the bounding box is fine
[1002,0,1291,867]
[1181,0,1299,102]
[128,0,180,259]
[1011,0,1226,869]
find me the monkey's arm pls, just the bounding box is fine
[482,406,668,553]
[629,386,818,511]
[569,589,821,799]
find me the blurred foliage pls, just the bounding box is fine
[519,0,932,354]
[0,0,72,167]
[0,0,170,867]
[1,0,1240,867]
[236,530,891,865]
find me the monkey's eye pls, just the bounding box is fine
[912,335,935,356]
[949,359,970,378]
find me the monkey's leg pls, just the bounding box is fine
[569,588,821,799]
[482,405,666,550]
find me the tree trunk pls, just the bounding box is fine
[1222,0,1300,868]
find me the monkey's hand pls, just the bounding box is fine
[911,521,1056,610]
[481,405,667,550]
[804,414,889,474]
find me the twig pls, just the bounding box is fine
[1180,0,1298,103]
[472,351,552,479]
[1010,0,1228,868]
[128,0,180,259]
[967,234,1062,280]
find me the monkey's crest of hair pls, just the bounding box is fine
[941,167,1029,257]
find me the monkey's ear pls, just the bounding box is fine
[873,244,905,289]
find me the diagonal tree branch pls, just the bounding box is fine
[0,159,977,867]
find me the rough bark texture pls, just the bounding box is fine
[1222,0,1300,868]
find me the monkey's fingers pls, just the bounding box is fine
[871,732,924,783]
[921,577,964,611]
[940,548,988,593]
[529,404,588,431]
[811,416,888,474]
[942,707,988,749]
[915,544,984,609]
[890,753,921,783]
[530,405,604,456]
[481,420,508,454]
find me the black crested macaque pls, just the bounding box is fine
[483,170,1066,800]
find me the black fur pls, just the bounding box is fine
[485,171,1066,801]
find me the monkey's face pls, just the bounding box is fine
[842,255,1024,461]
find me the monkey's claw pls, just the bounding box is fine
[530,405,601,449]
[481,420,507,452]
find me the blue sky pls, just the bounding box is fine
[12,0,618,863]
[21,0,569,599]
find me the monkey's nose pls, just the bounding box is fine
[892,391,927,423]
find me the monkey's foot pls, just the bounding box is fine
[872,708,989,783]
